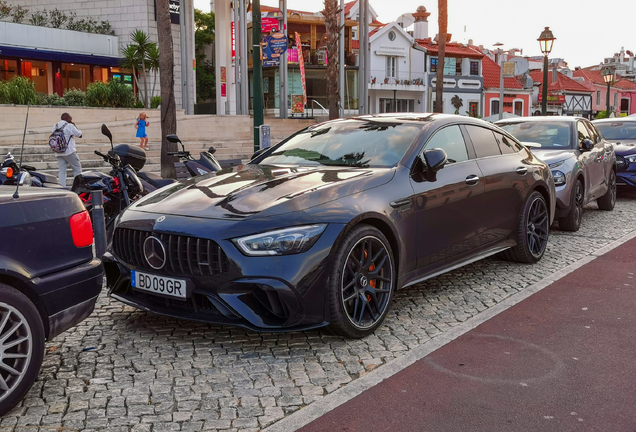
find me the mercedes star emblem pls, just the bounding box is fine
[156,216,166,223]
[143,236,167,270]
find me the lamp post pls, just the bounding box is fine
[537,27,556,116]
[602,67,613,118]
[493,43,505,120]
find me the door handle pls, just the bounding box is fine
[465,175,480,186]
[390,198,411,208]
[516,167,528,175]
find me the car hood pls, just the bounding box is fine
[129,164,394,220]
[611,140,636,155]
[530,149,576,164]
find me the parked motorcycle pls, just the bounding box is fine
[0,152,62,188]
[166,134,222,178]
[71,124,165,232]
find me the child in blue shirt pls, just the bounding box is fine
[136,112,149,149]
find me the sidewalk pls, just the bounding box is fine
[299,237,636,432]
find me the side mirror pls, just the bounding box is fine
[251,147,268,160]
[420,148,448,182]
[208,146,217,154]
[166,134,181,144]
[101,124,113,146]
[581,138,594,151]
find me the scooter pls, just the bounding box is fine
[166,134,222,178]
[0,152,63,188]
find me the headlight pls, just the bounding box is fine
[548,160,565,169]
[625,154,636,163]
[233,224,327,256]
[552,170,566,186]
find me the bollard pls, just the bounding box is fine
[91,190,107,259]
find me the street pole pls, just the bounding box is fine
[252,0,264,152]
[606,81,611,118]
[357,0,366,114]
[240,0,249,114]
[278,0,288,119]
[339,0,345,118]
[234,2,241,114]
[541,54,548,115]
[498,50,504,120]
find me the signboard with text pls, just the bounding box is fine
[538,94,565,104]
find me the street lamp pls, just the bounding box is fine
[493,43,505,120]
[602,67,613,118]
[538,27,556,116]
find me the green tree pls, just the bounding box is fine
[120,30,157,108]
[451,94,463,114]
[194,9,215,103]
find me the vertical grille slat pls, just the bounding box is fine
[112,228,229,277]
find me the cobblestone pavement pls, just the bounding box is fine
[3,191,636,432]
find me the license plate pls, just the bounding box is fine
[131,270,187,299]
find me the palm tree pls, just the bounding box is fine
[147,44,160,101]
[451,94,463,114]
[323,0,340,119]
[127,30,156,108]
[436,0,447,113]
[120,44,142,100]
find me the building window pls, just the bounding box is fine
[430,57,438,73]
[469,101,479,117]
[444,58,456,76]
[388,31,396,41]
[386,57,397,78]
[0,59,18,81]
[514,100,523,116]
[380,98,414,113]
[456,59,462,76]
[596,90,601,105]
[470,61,479,76]
[491,100,500,115]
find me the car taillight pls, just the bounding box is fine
[70,210,94,248]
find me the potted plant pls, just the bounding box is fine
[404,80,411,85]
[384,77,390,84]
[395,79,400,84]
[372,77,376,84]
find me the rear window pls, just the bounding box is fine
[498,121,572,149]
[594,121,636,141]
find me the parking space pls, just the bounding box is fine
[4,191,636,432]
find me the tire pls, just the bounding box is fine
[327,225,396,338]
[558,179,583,232]
[597,169,616,211]
[501,191,550,264]
[0,283,45,416]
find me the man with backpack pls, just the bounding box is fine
[51,113,82,186]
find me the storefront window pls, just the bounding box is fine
[0,59,18,81]
[93,67,109,83]
[22,61,51,94]
[62,63,90,91]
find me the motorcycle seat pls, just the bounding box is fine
[30,171,59,184]
[137,171,177,188]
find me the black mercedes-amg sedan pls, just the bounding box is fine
[102,114,556,338]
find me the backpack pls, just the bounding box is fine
[49,123,68,153]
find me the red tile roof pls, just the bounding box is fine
[258,5,314,15]
[416,38,483,59]
[352,40,359,50]
[572,69,607,85]
[529,70,592,93]
[482,56,523,89]
[344,1,356,15]
[616,79,636,90]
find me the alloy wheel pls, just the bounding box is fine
[0,303,32,404]
[573,182,583,224]
[526,196,549,258]
[341,236,394,330]
[609,171,617,207]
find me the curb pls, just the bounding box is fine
[263,228,636,432]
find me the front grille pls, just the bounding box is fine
[616,155,627,170]
[113,228,230,277]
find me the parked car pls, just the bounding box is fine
[593,117,636,187]
[0,186,103,415]
[102,114,555,338]
[496,117,616,232]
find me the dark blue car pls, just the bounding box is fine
[593,117,636,186]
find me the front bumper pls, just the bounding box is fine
[33,258,103,339]
[553,184,571,218]
[103,215,346,332]
[615,156,636,186]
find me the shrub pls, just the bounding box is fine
[151,96,161,109]
[63,88,86,106]
[134,99,144,109]
[3,76,38,105]
[40,93,66,106]
[86,81,109,107]
[107,81,135,108]
[0,82,9,104]
[29,9,48,26]
[0,1,11,19]
[49,8,67,28]
[11,5,28,23]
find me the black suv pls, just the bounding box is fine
[0,186,103,415]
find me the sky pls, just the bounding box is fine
[194,0,636,69]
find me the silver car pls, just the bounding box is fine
[496,117,616,231]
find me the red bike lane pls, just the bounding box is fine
[300,237,636,432]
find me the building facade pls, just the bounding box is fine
[529,69,592,118]
[481,56,531,118]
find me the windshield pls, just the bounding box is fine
[594,121,636,141]
[498,121,572,149]
[258,119,424,168]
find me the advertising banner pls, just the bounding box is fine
[295,32,307,112]
[262,33,288,60]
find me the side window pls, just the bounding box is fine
[494,131,522,154]
[465,125,502,158]
[424,125,469,164]
[584,121,600,143]
[577,121,591,148]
